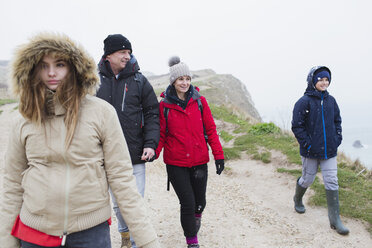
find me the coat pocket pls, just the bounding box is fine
[96,164,108,197]
[22,166,47,214]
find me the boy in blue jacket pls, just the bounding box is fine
[291,66,349,235]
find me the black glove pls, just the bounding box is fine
[215,159,224,175]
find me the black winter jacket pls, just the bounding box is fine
[96,55,160,165]
[291,66,342,159]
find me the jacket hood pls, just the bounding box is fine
[98,54,140,79]
[161,85,200,109]
[304,66,331,97]
[10,32,99,96]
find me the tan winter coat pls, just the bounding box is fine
[0,33,159,248]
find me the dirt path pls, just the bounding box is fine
[1,103,371,248]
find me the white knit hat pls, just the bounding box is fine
[168,56,192,84]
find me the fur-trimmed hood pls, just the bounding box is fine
[10,32,99,96]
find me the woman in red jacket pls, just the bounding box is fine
[155,56,224,248]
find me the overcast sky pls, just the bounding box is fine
[1,0,371,129]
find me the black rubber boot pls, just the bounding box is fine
[293,177,307,213]
[326,189,349,235]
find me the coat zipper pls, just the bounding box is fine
[121,83,127,111]
[321,94,328,159]
[61,123,71,245]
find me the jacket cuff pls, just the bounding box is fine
[214,154,225,160]
[143,143,156,150]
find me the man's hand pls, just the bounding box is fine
[141,148,155,162]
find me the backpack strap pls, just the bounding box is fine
[164,106,170,134]
[197,98,208,143]
[134,72,145,128]
[164,105,170,191]
[160,101,171,191]
[134,72,143,100]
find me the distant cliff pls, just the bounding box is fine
[148,69,262,122]
[0,60,261,122]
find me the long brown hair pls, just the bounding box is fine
[18,53,84,148]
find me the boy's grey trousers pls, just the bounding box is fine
[298,156,338,190]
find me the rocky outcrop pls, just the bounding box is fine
[353,140,364,148]
[148,69,261,122]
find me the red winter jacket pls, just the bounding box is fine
[156,87,224,167]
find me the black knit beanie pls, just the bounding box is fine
[103,34,132,57]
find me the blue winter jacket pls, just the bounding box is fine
[291,66,342,159]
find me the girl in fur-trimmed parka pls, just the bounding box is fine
[0,33,159,248]
[155,57,224,248]
[291,66,349,235]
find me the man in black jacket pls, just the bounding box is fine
[96,34,160,248]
